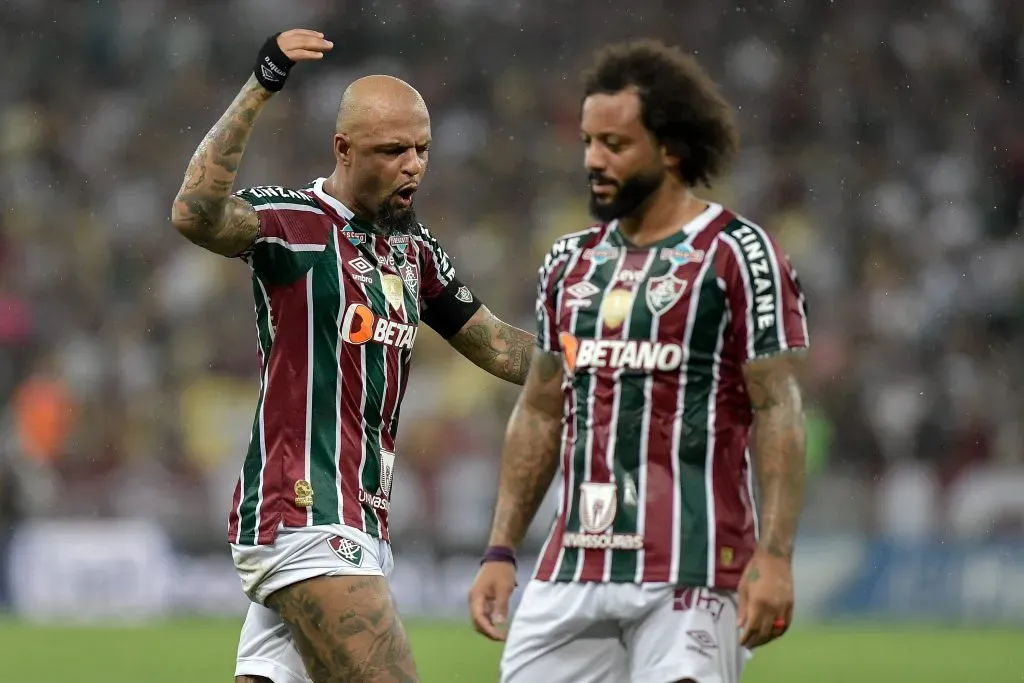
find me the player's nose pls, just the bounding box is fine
[583,141,607,173]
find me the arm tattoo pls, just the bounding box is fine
[743,352,807,560]
[489,350,564,548]
[449,307,536,385]
[170,75,271,256]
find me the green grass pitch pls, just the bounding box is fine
[0,618,1020,682]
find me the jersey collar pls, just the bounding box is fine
[312,177,356,220]
[607,201,724,248]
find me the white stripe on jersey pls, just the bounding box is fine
[254,235,327,252]
[304,272,315,526]
[253,202,326,216]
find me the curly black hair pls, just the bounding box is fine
[582,39,739,188]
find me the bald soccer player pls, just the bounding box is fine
[170,30,535,683]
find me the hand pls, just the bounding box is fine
[276,29,334,62]
[468,561,517,641]
[737,548,794,648]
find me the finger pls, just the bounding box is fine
[469,590,505,642]
[281,29,326,39]
[736,587,748,629]
[739,602,768,648]
[287,50,328,61]
[492,583,514,627]
[284,39,334,54]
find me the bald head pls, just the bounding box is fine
[337,75,428,134]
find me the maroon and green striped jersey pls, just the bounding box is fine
[227,178,481,546]
[532,203,809,589]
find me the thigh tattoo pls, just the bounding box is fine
[267,576,418,683]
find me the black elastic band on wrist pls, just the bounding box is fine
[254,33,295,92]
[481,545,517,569]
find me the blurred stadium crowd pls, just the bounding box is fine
[1,0,1022,566]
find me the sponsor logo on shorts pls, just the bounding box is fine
[686,629,718,659]
[673,587,725,622]
[327,536,363,567]
[455,286,473,303]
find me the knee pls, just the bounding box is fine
[236,676,274,683]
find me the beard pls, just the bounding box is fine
[373,195,419,236]
[588,168,663,222]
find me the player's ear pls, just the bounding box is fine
[334,133,353,165]
[661,144,681,173]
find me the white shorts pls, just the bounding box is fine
[501,581,752,683]
[231,524,394,683]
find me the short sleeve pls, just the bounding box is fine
[234,186,329,286]
[535,249,565,353]
[415,225,483,339]
[717,222,809,361]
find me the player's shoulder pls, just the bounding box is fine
[542,224,607,265]
[234,185,323,213]
[713,208,777,247]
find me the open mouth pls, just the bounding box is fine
[395,185,417,205]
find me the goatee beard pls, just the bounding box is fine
[374,198,418,236]
[588,169,663,223]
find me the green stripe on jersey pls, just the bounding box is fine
[360,250,389,538]
[677,261,728,585]
[555,252,621,582]
[237,275,276,544]
[308,234,342,525]
[607,254,675,582]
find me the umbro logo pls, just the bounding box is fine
[348,257,373,274]
[566,281,600,299]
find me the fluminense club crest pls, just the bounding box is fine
[645,275,687,316]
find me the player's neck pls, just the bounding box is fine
[322,173,375,222]
[616,183,705,248]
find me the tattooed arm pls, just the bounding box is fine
[487,349,564,548]
[170,75,270,256]
[170,31,332,256]
[448,307,536,386]
[743,351,807,560]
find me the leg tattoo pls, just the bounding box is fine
[267,575,419,683]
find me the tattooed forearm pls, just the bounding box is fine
[489,350,564,548]
[170,75,271,256]
[744,351,807,561]
[449,307,536,385]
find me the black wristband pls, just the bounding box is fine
[254,33,295,92]
[481,546,517,569]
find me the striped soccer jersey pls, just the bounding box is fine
[227,178,481,546]
[532,203,809,589]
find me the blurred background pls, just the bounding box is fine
[1,0,1023,681]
